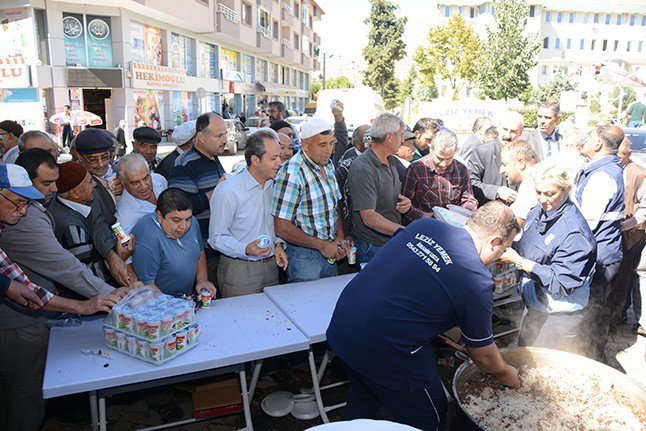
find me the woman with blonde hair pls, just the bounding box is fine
[500,161,597,352]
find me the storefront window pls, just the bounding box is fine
[171,33,195,76]
[133,89,164,130]
[242,54,253,82]
[130,22,163,66]
[255,58,268,82]
[172,91,195,126]
[198,42,217,79]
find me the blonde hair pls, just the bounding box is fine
[533,160,570,190]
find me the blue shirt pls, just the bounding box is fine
[168,147,226,240]
[131,213,204,297]
[327,219,494,390]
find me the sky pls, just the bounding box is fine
[313,0,441,84]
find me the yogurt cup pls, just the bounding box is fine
[187,324,197,344]
[134,313,148,337]
[147,316,162,339]
[122,308,135,333]
[201,289,212,308]
[173,307,185,329]
[175,330,188,351]
[104,328,117,347]
[161,311,175,335]
[137,339,150,359]
[165,336,176,357]
[126,335,138,355]
[150,342,164,362]
[116,332,127,351]
[116,307,127,330]
[257,235,271,249]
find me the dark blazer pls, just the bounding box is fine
[467,138,507,206]
[525,128,562,162]
[155,149,180,180]
[89,175,117,258]
[458,134,481,164]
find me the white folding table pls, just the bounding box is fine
[263,273,357,423]
[42,293,310,431]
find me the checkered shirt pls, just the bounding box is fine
[272,151,341,241]
[0,248,53,303]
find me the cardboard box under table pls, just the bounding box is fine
[42,293,309,431]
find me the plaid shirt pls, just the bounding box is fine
[0,248,53,304]
[401,155,478,224]
[272,150,341,241]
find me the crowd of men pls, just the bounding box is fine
[0,96,643,430]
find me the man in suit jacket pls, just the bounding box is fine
[525,101,562,162]
[458,116,493,164]
[467,132,518,207]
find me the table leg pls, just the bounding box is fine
[89,391,99,431]
[99,394,107,431]
[316,349,331,384]
[239,369,254,431]
[308,348,330,423]
[248,360,263,401]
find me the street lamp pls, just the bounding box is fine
[322,52,334,90]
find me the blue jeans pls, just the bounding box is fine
[353,236,382,264]
[628,120,642,128]
[285,243,338,283]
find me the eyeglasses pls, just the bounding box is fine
[81,152,113,165]
[0,191,32,211]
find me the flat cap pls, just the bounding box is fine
[75,128,115,154]
[133,126,162,144]
[0,120,23,138]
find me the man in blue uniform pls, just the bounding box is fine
[327,201,522,430]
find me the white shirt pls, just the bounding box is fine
[574,161,619,231]
[2,146,19,164]
[115,173,167,234]
[540,130,560,158]
[58,196,92,218]
[208,169,282,260]
[510,164,540,221]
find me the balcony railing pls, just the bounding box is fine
[281,38,294,49]
[218,4,240,24]
[257,26,271,39]
[282,2,294,15]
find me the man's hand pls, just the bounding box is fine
[334,236,353,257]
[275,243,288,269]
[320,240,344,260]
[106,252,131,286]
[78,294,120,315]
[497,186,518,203]
[195,279,217,298]
[245,238,272,257]
[332,107,344,123]
[499,247,521,265]
[111,178,124,196]
[115,235,136,261]
[495,364,521,389]
[112,286,133,300]
[396,194,412,214]
[6,282,44,310]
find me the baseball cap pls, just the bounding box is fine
[300,118,332,140]
[172,121,196,146]
[0,163,44,200]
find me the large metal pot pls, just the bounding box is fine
[451,347,646,431]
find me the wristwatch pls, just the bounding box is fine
[514,259,525,271]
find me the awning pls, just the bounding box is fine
[256,81,277,92]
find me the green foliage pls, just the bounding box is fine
[610,86,636,111]
[414,14,481,99]
[310,79,322,101]
[478,0,541,100]
[326,76,355,89]
[362,0,407,103]
[522,66,577,106]
[414,84,439,101]
[383,78,403,110]
[400,66,416,100]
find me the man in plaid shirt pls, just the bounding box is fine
[273,119,352,282]
[0,163,121,431]
[401,129,478,225]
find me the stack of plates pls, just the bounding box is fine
[261,391,320,420]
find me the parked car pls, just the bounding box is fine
[623,127,646,164]
[224,119,249,154]
[285,115,308,133]
[245,116,260,135]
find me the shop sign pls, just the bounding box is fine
[233,81,255,94]
[132,62,187,90]
[86,15,113,68]
[221,69,244,82]
[0,57,29,88]
[0,7,35,60]
[63,13,87,67]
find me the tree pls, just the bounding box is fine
[362,0,407,106]
[478,0,541,100]
[413,15,481,99]
[310,78,322,101]
[400,66,416,101]
[326,76,355,89]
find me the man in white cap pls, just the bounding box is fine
[272,118,352,282]
[155,120,196,180]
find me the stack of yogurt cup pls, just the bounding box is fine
[104,294,199,364]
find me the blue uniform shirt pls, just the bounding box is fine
[326,219,495,391]
[131,213,204,297]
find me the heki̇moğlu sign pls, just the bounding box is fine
[131,62,187,90]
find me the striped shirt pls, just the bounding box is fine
[0,246,53,304]
[272,150,341,241]
[169,147,226,240]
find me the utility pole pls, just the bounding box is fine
[322,52,334,90]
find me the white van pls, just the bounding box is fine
[315,87,385,131]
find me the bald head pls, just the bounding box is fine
[499,111,524,144]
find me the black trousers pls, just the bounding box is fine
[61,125,74,147]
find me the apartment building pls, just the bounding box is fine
[436,1,646,96]
[0,0,323,137]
